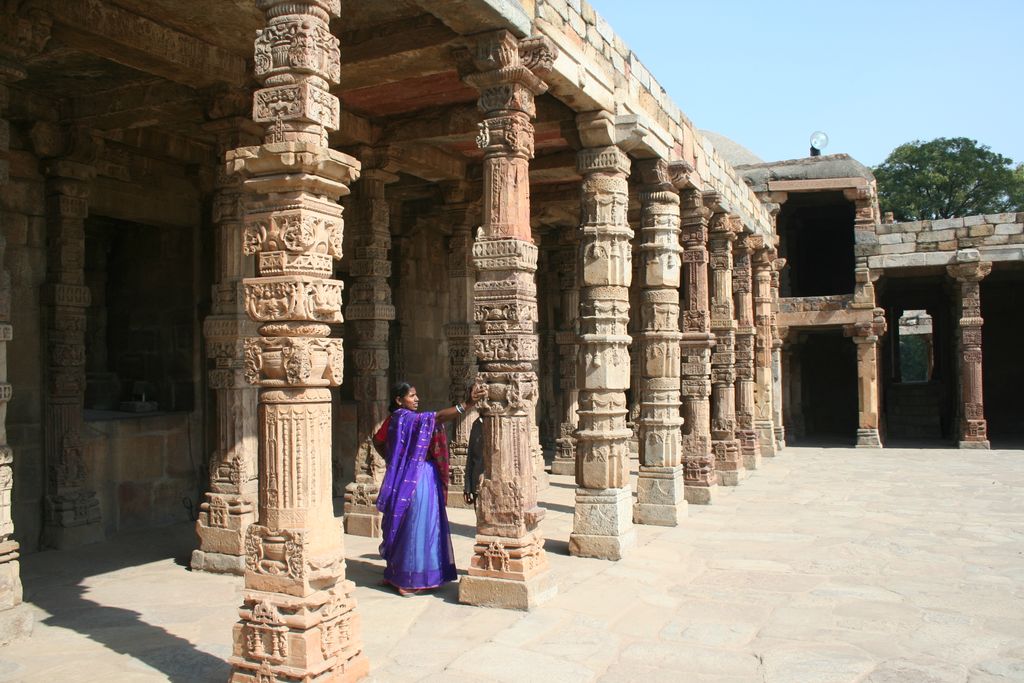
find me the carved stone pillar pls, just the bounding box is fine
[34,124,103,548]
[569,137,636,560]
[947,255,992,449]
[751,239,776,458]
[458,30,556,610]
[227,1,367,679]
[732,231,761,470]
[193,112,263,575]
[678,186,716,504]
[0,14,45,636]
[770,258,786,450]
[845,313,886,449]
[707,208,743,485]
[632,160,685,526]
[552,247,579,476]
[343,152,397,538]
[444,190,480,507]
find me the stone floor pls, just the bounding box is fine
[1,446,1023,682]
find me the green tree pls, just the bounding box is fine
[874,137,1024,221]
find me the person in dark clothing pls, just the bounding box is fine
[462,416,484,505]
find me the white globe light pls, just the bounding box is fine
[810,131,829,151]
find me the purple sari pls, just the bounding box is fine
[375,408,457,590]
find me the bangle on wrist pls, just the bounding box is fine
[455,402,466,415]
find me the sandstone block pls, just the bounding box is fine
[880,243,916,254]
[994,223,1022,235]
[963,214,986,226]
[877,233,903,245]
[458,572,557,611]
[969,224,995,237]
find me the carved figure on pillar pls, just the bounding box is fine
[751,238,777,458]
[552,246,580,476]
[707,205,744,485]
[677,182,716,504]
[343,148,398,538]
[632,159,686,526]
[193,105,263,575]
[844,312,887,449]
[732,230,761,470]
[33,123,103,548]
[226,1,367,680]
[458,30,557,610]
[947,255,992,449]
[569,127,636,560]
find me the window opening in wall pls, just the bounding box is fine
[896,309,934,383]
[777,191,855,297]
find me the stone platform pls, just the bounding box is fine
[0,446,1022,682]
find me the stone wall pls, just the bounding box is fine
[83,412,201,534]
[868,213,1024,269]
[530,0,774,236]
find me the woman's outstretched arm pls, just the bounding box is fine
[435,383,487,424]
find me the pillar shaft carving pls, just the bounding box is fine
[551,247,579,476]
[568,143,636,559]
[632,160,685,526]
[194,115,263,575]
[947,259,992,449]
[845,312,887,449]
[444,195,480,507]
[228,1,367,680]
[458,30,557,610]
[751,240,777,457]
[343,158,397,538]
[707,209,743,485]
[677,187,716,503]
[34,124,103,548]
[732,231,761,470]
[770,258,786,449]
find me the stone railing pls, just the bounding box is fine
[867,212,1024,269]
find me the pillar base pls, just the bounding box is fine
[959,440,990,450]
[738,430,762,471]
[0,603,32,646]
[41,520,104,550]
[570,487,636,560]
[550,458,575,476]
[756,422,777,457]
[458,571,556,611]
[229,582,367,683]
[342,508,382,538]
[855,428,883,448]
[634,465,687,527]
[191,549,245,575]
[684,484,716,505]
[774,426,786,452]
[446,489,473,509]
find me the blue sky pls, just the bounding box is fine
[586,0,1023,168]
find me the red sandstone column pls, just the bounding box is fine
[770,258,787,450]
[458,30,557,609]
[750,238,777,458]
[678,185,716,504]
[732,230,761,470]
[343,149,398,538]
[947,255,992,449]
[569,132,636,560]
[227,0,367,679]
[193,108,262,574]
[707,208,744,485]
[844,312,886,449]
[632,159,685,526]
[552,247,580,476]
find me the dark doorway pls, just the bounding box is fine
[786,329,858,445]
[878,273,956,445]
[778,191,855,297]
[981,269,1024,447]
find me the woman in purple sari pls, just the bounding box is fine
[373,381,485,595]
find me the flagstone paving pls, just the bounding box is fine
[0,446,1022,682]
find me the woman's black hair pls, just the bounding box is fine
[389,381,413,412]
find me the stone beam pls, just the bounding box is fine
[36,0,247,88]
[388,143,466,182]
[382,99,569,146]
[412,0,532,38]
[339,15,462,91]
[62,80,202,130]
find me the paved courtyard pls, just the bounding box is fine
[0,446,1022,682]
